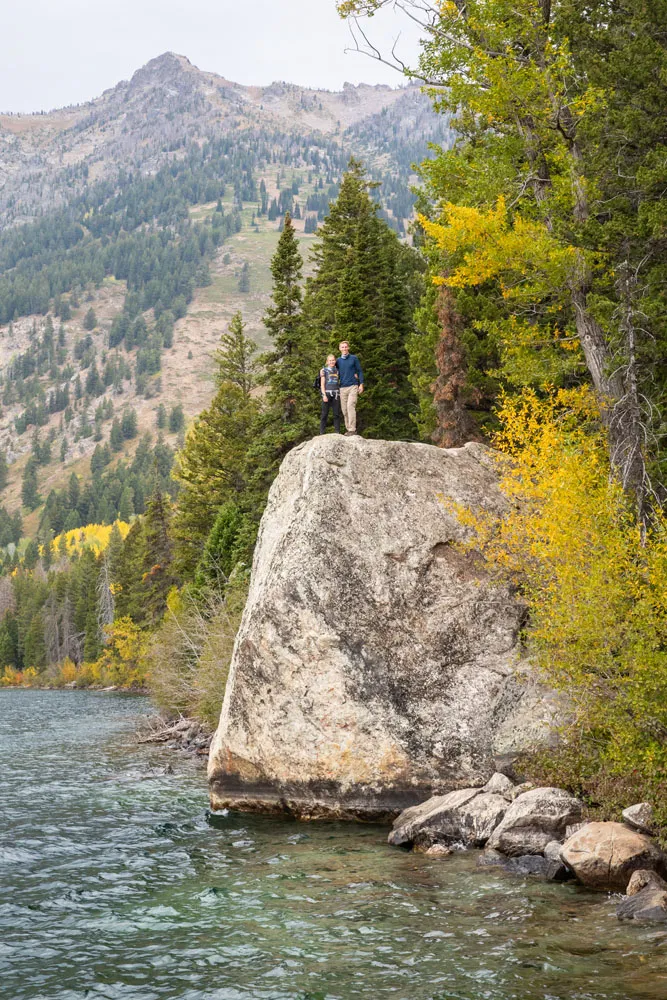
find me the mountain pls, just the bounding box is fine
[0,53,452,546]
[0,53,452,227]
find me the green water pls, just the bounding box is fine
[1,690,666,1000]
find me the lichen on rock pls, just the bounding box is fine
[208,435,561,819]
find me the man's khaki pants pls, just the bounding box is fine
[339,385,359,433]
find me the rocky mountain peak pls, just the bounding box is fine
[127,51,198,94]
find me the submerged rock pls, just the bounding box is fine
[561,822,667,892]
[389,787,508,848]
[500,855,571,881]
[208,436,561,819]
[477,847,569,881]
[486,787,583,856]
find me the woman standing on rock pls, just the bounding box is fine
[319,353,342,434]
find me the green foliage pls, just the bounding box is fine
[21,458,41,511]
[214,312,259,399]
[303,160,421,440]
[172,321,260,574]
[168,405,185,434]
[242,213,315,504]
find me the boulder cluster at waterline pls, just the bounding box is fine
[390,780,667,921]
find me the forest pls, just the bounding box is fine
[1,0,666,833]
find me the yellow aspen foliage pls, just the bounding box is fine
[49,521,130,559]
[418,201,580,305]
[455,387,667,825]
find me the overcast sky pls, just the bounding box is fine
[2,0,423,113]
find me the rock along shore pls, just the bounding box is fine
[390,777,667,920]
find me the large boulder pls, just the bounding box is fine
[486,787,583,855]
[208,436,561,819]
[561,822,667,892]
[389,787,509,848]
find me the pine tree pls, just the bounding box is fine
[214,312,259,399]
[302,160,419,440]
[172,323,261,574]
[141,489,176,623]
[172,382,259,575]
[0,451,8,492]
[113,521,145,624]
[118,486,135,522]
[156,403,167,429]
[83,307,97,331]
[241,212,316,504]
[238,261,250,293]
[168,404,185,434]
[110,419,123,452]
[121,408,138,439]
[21,458,41,511]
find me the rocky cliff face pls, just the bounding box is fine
[208,436,559,820]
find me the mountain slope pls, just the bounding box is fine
[0,53,451,546]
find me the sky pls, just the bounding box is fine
[2,0,423,113]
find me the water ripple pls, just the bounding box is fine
[1,690,666,1000]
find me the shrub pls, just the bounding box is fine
[147,569,248,728]
[456,386,667,836]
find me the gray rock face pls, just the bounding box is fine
[483,772,515,799]
[561,822,667,892]
[208,436,560,819]
[617,886,667,922]
[622,802,655,836]
[487,787,583,856]
[389,788,508,848]
[508,782,534,801]
[626,869,667,897]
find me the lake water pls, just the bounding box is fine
[1,689,666,1000]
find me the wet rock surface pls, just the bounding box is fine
[616,885,667,922]
[208,435,560,818]
[390,787,509,848]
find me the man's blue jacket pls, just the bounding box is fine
[337,353,364,387]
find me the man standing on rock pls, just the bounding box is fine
[337,341,364,436]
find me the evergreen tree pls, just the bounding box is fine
[172,311,261,580]
[241,212,315,505]
[141,489,176,623]
[192,501,245,593]
[214,312,260,399]
[168,404,185,434]
[83,307,97,331]
[21,458,41,510]
[121,408,138,440]
[238,261,250,293]
[156,403,167,430]
[0,451,8,492]
[110,419,123,452]
[119,486,135,522]
[302,160,419,440]
[114,520,145,624]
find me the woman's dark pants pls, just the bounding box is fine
[320,393,341,434]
